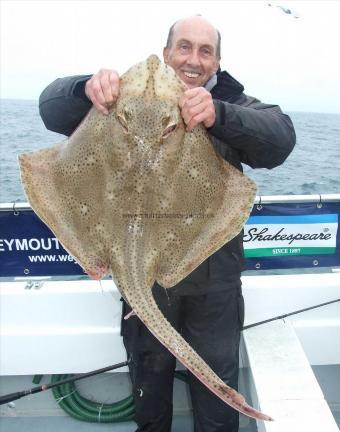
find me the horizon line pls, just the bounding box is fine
[1,97,339,116]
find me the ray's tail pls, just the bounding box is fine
[121,281,273,422]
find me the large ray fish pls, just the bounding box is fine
[19,55,272,421]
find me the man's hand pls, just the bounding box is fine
[179,87,216,132]
[85,69,120,115]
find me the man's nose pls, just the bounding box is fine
[186,49,200,67]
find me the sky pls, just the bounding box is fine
[1,0,340,114]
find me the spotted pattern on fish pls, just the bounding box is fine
[19,55,272,421]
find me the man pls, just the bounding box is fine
[39,16,295,432]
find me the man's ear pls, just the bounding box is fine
[163,47,170,65]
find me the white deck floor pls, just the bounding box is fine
[1,272,339,430]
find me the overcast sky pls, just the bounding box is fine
[1,0,340,113]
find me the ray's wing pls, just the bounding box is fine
[155,125,256,288]
[19,108,127,279]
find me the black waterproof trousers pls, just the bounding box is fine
[121,280,244,432]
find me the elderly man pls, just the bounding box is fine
[39,15,295,432]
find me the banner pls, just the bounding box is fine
[0,199,339,277]
[244,214,337,257]
[244,201,340,270]
[0,210,84,277]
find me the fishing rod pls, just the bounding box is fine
[243,298,340,330]
[1,299,339,405]
[0,359,130,406]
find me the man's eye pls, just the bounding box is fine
[180,44,189,51]
[201,48,212,56]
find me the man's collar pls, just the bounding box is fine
[206,70,245,101]
[204,74,218,92]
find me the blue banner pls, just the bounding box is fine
[0,199,339,277]
[0,210,84,277]
[245,201,340,270]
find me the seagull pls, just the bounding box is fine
[268,3,300,18]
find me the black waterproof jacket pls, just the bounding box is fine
[39,70,296,294]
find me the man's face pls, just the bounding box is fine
[163,18,220,89]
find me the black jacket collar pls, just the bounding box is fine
[210,70,244,102]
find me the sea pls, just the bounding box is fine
[0,98,339,202]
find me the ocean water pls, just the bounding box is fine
[0,98,339,203]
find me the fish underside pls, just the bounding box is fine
[19,55,272,421]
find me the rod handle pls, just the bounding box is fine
[0,391,24,405]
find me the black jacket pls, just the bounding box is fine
[39,70,296,294]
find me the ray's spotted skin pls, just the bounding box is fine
[19,55,272,421]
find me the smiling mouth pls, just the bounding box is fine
[183,71,201,79]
